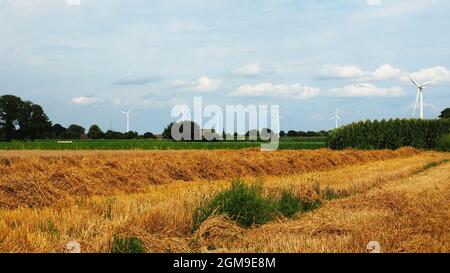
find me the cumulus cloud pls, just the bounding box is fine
[401,66,450,84]
[370,64,403,81]
[230,82,320,100]
[112,75,162,85]
[233,63,263,77]
[70,96,100,106]
[320,64,403,81]
[173,76,221,92]
[331,83,404,97]
[320,65,366,79]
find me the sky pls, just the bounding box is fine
[1,0,450,133]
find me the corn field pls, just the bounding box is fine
[327,119,450,150]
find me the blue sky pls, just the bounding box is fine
[1,0,449,133]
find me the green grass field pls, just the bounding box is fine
[0,137,327,150]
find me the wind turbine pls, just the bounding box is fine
[120,107,133,132]
[180,105,188,122]
[330,109,341,129]
[408,73,438,120]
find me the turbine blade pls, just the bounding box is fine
[336,115,341,121]
[120,111,127,114]
[330,117,335,121]
[408,73,420,88]
[421,79,438,87]
[412,91,420,117]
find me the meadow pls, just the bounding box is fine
[1,148,449,253]
[0,137,327,150]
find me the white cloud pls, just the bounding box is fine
[401,66,450,84]
[70,96,99,106]
[321,64,402,81]
[370,64,403,81]
[230,82,320,100]
[366,0,381,6]
[233,63,262,77]
[331,83,404,97]
[173,76,221,92]
[320,65,365,79]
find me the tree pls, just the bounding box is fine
[162,122,175,140]
[279,131,286,137]
[123,131,139,139]
[439,108,450,119]
[105,130,124,139]
[162,121,201,141]
[52,124,67,139]
[64,124,85,139]
[287,130,298,137]
[18,102,52,140]
[143,132,157,139]
[0,95,23,141]
[87,125,104,139]
[0,95,52,141]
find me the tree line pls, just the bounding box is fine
[2,94,449,143]
[0,95,156,141]
[280,130,330,137]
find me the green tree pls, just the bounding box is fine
[162,122,175,140]
[104,130,124,139]
[18,102,52,140]
[439,108,450,119]
[0,95,23,141]
[0,95,52,141]
[123,131,139,139]
[143,132,157,139]
[162,121,201,141]
[87,125,104,139]
[63,124,85,139]
[51,124,67,139]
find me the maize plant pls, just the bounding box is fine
[327,119,450,150]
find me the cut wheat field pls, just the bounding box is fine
[0,148,449,253]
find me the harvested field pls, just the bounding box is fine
[0,148,418,209]
[0,148,449,253]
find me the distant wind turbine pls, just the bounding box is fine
[330,109,341,129]
[180,105,188,122]
[120,107,134,132]
[408,73,438,120]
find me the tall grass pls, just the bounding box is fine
[192,180,322,230]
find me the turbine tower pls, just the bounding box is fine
[180,105,188,122]
[120,107,134,132]
[330,109,341,129]
[408,73,438,120]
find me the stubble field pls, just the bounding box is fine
[0,148,449,253]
